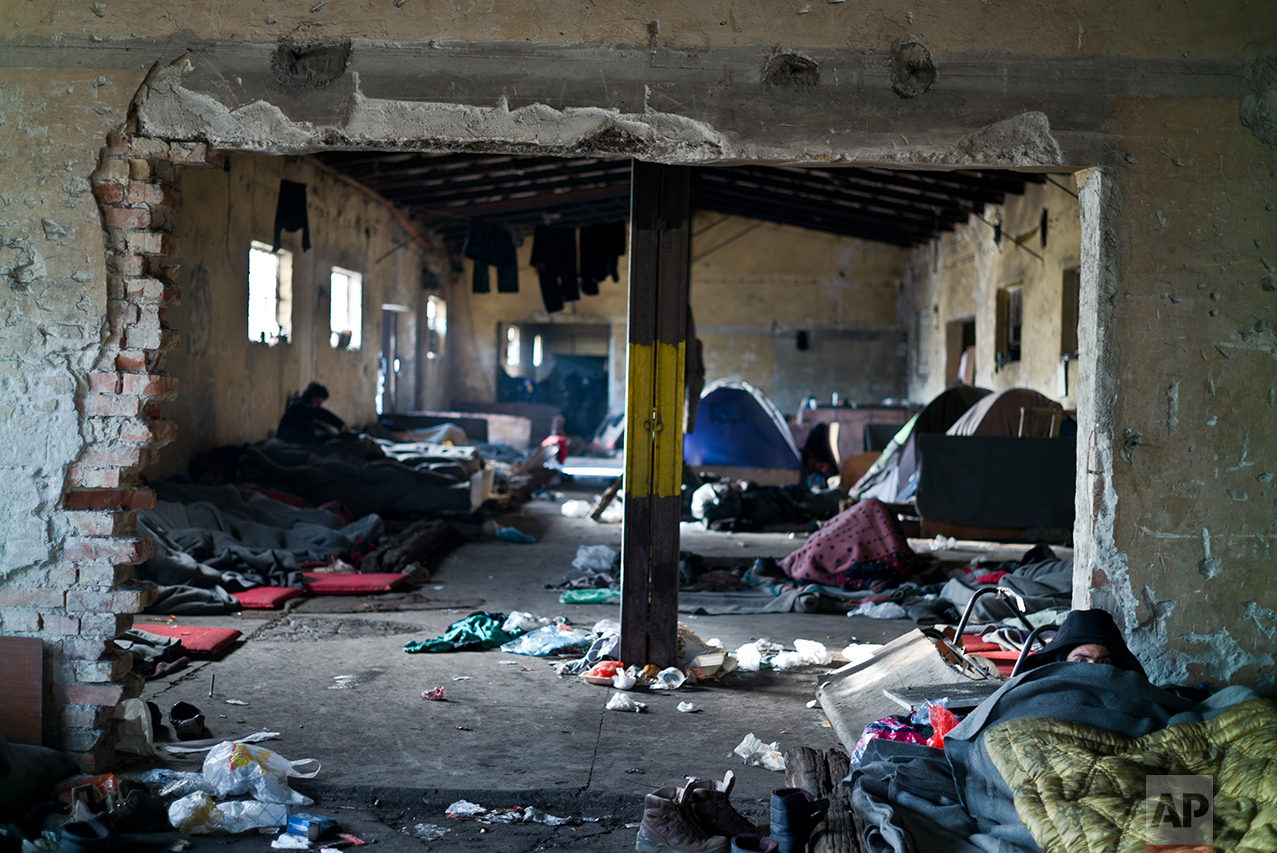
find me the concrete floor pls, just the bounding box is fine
[131,488,919,851]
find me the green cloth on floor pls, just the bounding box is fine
[403,611,519,653]
[558,588,621,604]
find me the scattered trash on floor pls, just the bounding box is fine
[502,610,551,633]
[403,611,521,654]
[271,832,311,849]
[421,686,446,701]
[560,499,594,518]
[445,800,596,826]
[846,601,909,619]
[169,792,289,834]
[734,733,786,771]
[606,692,648,713]
[203,742,320,804]
[159,727,279,754]
[225,698,248,705]
[451,675,473,681]
[405,822,449,840]
[496,526,536,543]
[840,642,883,666]
[677,701,699,713]
[558,587,621,604]
[770,639,831,669]
[287,811,337,840]
[499,623,593,656]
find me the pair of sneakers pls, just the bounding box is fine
[636,771,763,853]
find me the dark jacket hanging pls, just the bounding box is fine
[530,226,579,313]
[273,180,311,252]
[464,219,519,294]
[578,221,627,295]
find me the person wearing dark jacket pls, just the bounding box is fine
[1022,608,1147,678]
[276,382,347,444]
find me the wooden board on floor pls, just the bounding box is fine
[0,636,43,746]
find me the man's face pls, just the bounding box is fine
[1066,643,1113,665]
[308,396,326,407]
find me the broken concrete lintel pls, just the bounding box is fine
[135,52,1074,169]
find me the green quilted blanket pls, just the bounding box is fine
[985,698,1277,853]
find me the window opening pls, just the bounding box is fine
[329,266,363,350]
[1060,267,1081,357]
[533,334,544,368]
[506,325,521,368]
[996,285,1024,368]
[426,295,446,359]
[945,318,977,385]
[247,241,292,345]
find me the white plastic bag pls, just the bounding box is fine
[203,742,321,805]
[560,500,594,518]
[502,611,550,633]
[572,544,617,571]
[168,793,288,834]
[115,698,155,756]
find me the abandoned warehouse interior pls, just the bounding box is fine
[1,2,1275,850]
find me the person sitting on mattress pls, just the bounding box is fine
[276,382,348,444]
[1022,608,1147,676]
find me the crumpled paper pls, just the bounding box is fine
[734,733,785,771]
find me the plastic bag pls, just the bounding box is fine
[135,768,214,798]
[850,716,926,764]
[502,611,550,634]
[496,526,535,543]
[909,698,951,727]
[771,639,831,670]
[202,742,320,805]
[605,692,647,713]
[926,706,960,749]
[558,588,619,604]
[572,544,617,571]
[560,500,594,518]
[733,733,785,771]
[168,793,288,834]
[115,699,155,757]
[499,624,593,656]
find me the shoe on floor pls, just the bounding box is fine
[636,784,730,853]
[686,770,762,838]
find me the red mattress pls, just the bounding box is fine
[232,586,304,609]
[134,624,242,656]
[301,572,409,594]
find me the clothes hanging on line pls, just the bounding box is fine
[272,180,311,252]
[529,226,578,313]
[578,221,627,294]
[464,219,519,294]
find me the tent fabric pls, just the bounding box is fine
[682,380,801,470]
[850,386,991,503]
[946,388,1060,437]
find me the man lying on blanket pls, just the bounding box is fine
[847,609,1275,853]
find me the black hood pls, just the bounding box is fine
[1024,609,1146,678]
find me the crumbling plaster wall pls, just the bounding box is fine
[154,154,440,479]
[905,181,1084,407]
[0,0,1274,767]
[450,212,908,421]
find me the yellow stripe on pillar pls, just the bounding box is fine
[624,342,656,499]
[652,341,686,498]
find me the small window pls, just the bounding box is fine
[996,285,1023,366]
[505,325,521,368]
[1061,267,1081,357]
[532,334,544,368]
[329,267,363,350]
[425,295,446,359]
[247,241,292,345]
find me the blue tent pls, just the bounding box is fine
[683,380,801,470]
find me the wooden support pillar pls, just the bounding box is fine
[620,162,691,669]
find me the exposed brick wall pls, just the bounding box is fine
[13,130,223,771]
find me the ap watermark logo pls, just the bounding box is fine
[1146,775,1213,852]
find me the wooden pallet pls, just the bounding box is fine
[784,745,861,853]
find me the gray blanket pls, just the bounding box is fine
[848,664,1252,853]
[136,482,383,613]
